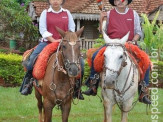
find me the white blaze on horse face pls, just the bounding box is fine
[71,45,75,62]
[104,46,124,85]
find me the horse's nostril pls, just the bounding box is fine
[69,68,71,71]
[113,81,115,84]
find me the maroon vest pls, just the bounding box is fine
[107,9,134,41]
[47,11,68,40]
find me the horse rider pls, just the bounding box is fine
[20,0,84,100]
[83,0,151,104]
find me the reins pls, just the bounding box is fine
[113,56,139,112]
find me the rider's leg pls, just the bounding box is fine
[20,42,48,95]
[83,50,100,96]
[73,58,84,100]
[138,66,151,104]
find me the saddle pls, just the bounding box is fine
[87,43,151,81]
[22,42,59,80]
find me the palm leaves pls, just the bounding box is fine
[141,11,163,58]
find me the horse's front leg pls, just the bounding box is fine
[43,98,54,122]
[61,98,71,122]
[35,88,43,122]
[103,98,113,122]
[121,96,134,122]
[121,111,128,122]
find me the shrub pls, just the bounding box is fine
[141,11,163,60]
[158,61,163,82]
[83,61,90,82]
[0,53,24,86]
[0,49,8,53]
[93,34,105,48]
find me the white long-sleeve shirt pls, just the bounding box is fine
[39,6,75,42]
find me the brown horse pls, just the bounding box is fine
[35,27,84,122]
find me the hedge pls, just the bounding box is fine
[0,53,25,85]
[0,52,162,86]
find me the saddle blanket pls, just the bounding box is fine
[87,43,151,80]
[23,42,59,80]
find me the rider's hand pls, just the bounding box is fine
[128,40,137,45]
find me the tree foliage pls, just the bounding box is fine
[0,0,39,41]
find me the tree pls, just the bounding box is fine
[0,0,39,42]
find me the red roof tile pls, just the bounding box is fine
[32,0,163,16]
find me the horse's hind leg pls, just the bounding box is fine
[61,100,71,122]
[35,89,43,122]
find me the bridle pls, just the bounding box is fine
[104,43,138,112]
[49,39,82,107]
[104,43,127,77]
[56,39,81,75]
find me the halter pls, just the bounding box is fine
[55,39,81,74]
[61,40,81,74]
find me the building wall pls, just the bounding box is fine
[80,20,100,39]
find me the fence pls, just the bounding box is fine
[80,38,96,50]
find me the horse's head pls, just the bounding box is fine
[103,30,129,89]
[56,27,84,77]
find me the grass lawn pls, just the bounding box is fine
[0,86,163,122]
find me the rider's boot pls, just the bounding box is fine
[83,74,100,96]
[138,81,151,104]
[20,70,33,95]
[73,79,84,100]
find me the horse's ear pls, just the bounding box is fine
[120,31,130,44]
[56,26,66,37]
[76,26,84,37]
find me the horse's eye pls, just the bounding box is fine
[119,55,123,59]
[62,45,66,49]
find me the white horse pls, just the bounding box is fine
[101,22,139,122]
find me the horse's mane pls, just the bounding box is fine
[64,31,78,42]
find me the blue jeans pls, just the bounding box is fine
[80,58,85,79]
[144,66,150,86]
[26,42,48,71]
[90,45,105,78]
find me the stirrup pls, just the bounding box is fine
[21,79,33,95]
[138,81,151,104]
[82,86,97,96]
[139,94,151,104]
[73,90,84,100]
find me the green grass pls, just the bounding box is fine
[0,87,163,122]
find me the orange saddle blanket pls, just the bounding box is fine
[87,43,151,80]
[23,42,59,80]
